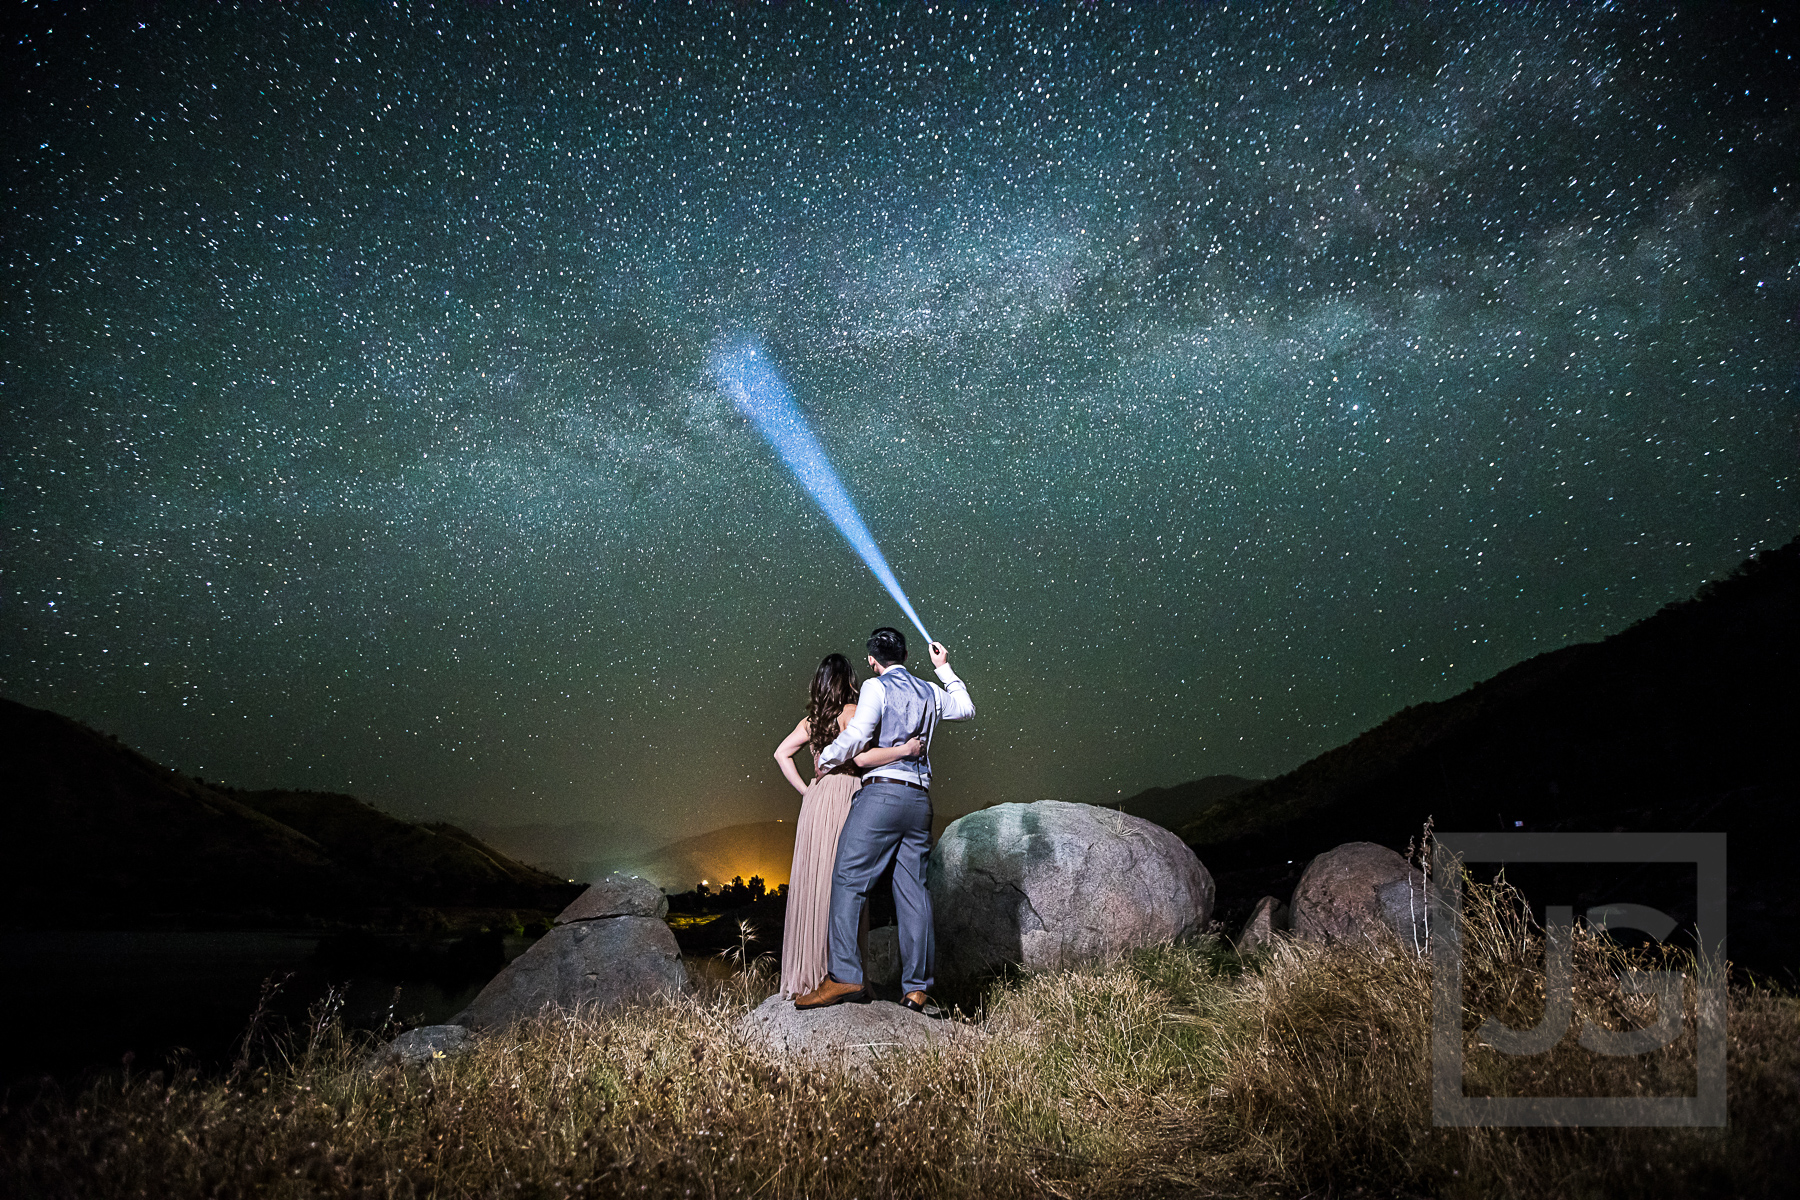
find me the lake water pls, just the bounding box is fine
[1,930,523,1087]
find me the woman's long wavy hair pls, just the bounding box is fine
[806,653,859,759]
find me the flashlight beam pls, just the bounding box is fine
[711,339,933,647]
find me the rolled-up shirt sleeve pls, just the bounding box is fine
[934,663,975,720]
[817,676,883,772]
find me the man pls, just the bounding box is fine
[794,627,975,1012]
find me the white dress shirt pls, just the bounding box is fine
[816,661,975,787]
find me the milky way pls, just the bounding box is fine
[4,2,1795,845]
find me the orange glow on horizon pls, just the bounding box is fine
[695,864,790,891]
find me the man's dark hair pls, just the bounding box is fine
[867,626,908,667]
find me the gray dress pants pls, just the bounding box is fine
[827,780,934,994]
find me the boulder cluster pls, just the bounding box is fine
[1235,840,1430,952]
[376,803,1423,1070]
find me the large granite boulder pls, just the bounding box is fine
[455,875,687,1028]
[1289,842,1427,950]
[737,994,970,1074]
[930,800,1215,980]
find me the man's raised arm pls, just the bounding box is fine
[930,641,974,720]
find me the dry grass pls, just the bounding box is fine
[1184,880,1800,1198]
[3,882,1796,1199]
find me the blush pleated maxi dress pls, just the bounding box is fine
[780,756,867,997]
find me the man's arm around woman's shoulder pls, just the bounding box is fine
[816,674,885,772]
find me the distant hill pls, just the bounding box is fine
[1,698,581,928]
[626,821,800,892]
[1112,774,1262,834]
[463,819,668,884]
[229,788,581,906]
[466,820,800,892]
[1176,536,1800,975]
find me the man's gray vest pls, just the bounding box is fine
[868,665,938,788]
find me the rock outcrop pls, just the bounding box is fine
[455,874,687,1028]
[1236,895,1290,953]
[368,1024,473,1069]
[1289,842,1426,949]
[554,872,669,922]
[736,993,969,1074]
[929,801,1215,979]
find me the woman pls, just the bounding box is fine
[773,652,922,997]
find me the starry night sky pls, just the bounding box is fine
[5,2,1796,847]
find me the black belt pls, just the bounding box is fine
[870,777,929,793]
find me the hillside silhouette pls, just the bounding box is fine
[461,819,666,884]
[1177,536,1800,975]
[1112,774,1263,833]
[1,698,581,928]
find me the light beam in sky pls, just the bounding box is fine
[711,338,933,647]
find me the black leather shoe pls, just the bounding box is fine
[900,991,943,1018]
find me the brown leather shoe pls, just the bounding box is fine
[794,976,870,1009]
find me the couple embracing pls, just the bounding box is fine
[771,627,975,1013]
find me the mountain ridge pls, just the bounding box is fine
[1,697,580,928]
[1172,535,1800,974]
[1112,774,1263,834]
[1179,537,1797,853]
